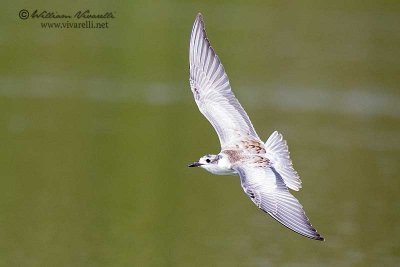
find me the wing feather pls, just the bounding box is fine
[189,13,260,148]
[235,165,324,241]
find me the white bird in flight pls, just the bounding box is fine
[188,13,324,241]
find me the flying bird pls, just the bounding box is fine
[188,13,324,241]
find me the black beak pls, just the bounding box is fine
[188,162,202,167]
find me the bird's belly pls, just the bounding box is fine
[212,155,238,175]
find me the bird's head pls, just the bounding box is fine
[188,154,221,172]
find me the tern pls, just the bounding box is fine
[188,13,324,241]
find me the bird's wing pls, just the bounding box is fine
[189,13,260,148]
[234,164,324,240]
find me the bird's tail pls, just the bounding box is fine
[264,131,302,191]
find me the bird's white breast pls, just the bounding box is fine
[201,154,238,176]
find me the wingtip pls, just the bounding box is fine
[195,13,203,23]
[311,228,325,241]
[309,224,325,241]
[193,13,204,29]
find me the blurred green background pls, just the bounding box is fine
[1,1,399,266]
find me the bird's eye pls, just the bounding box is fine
[206,159,211,163]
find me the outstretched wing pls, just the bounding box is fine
[235,165,324,241]
[189,13,260,148]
